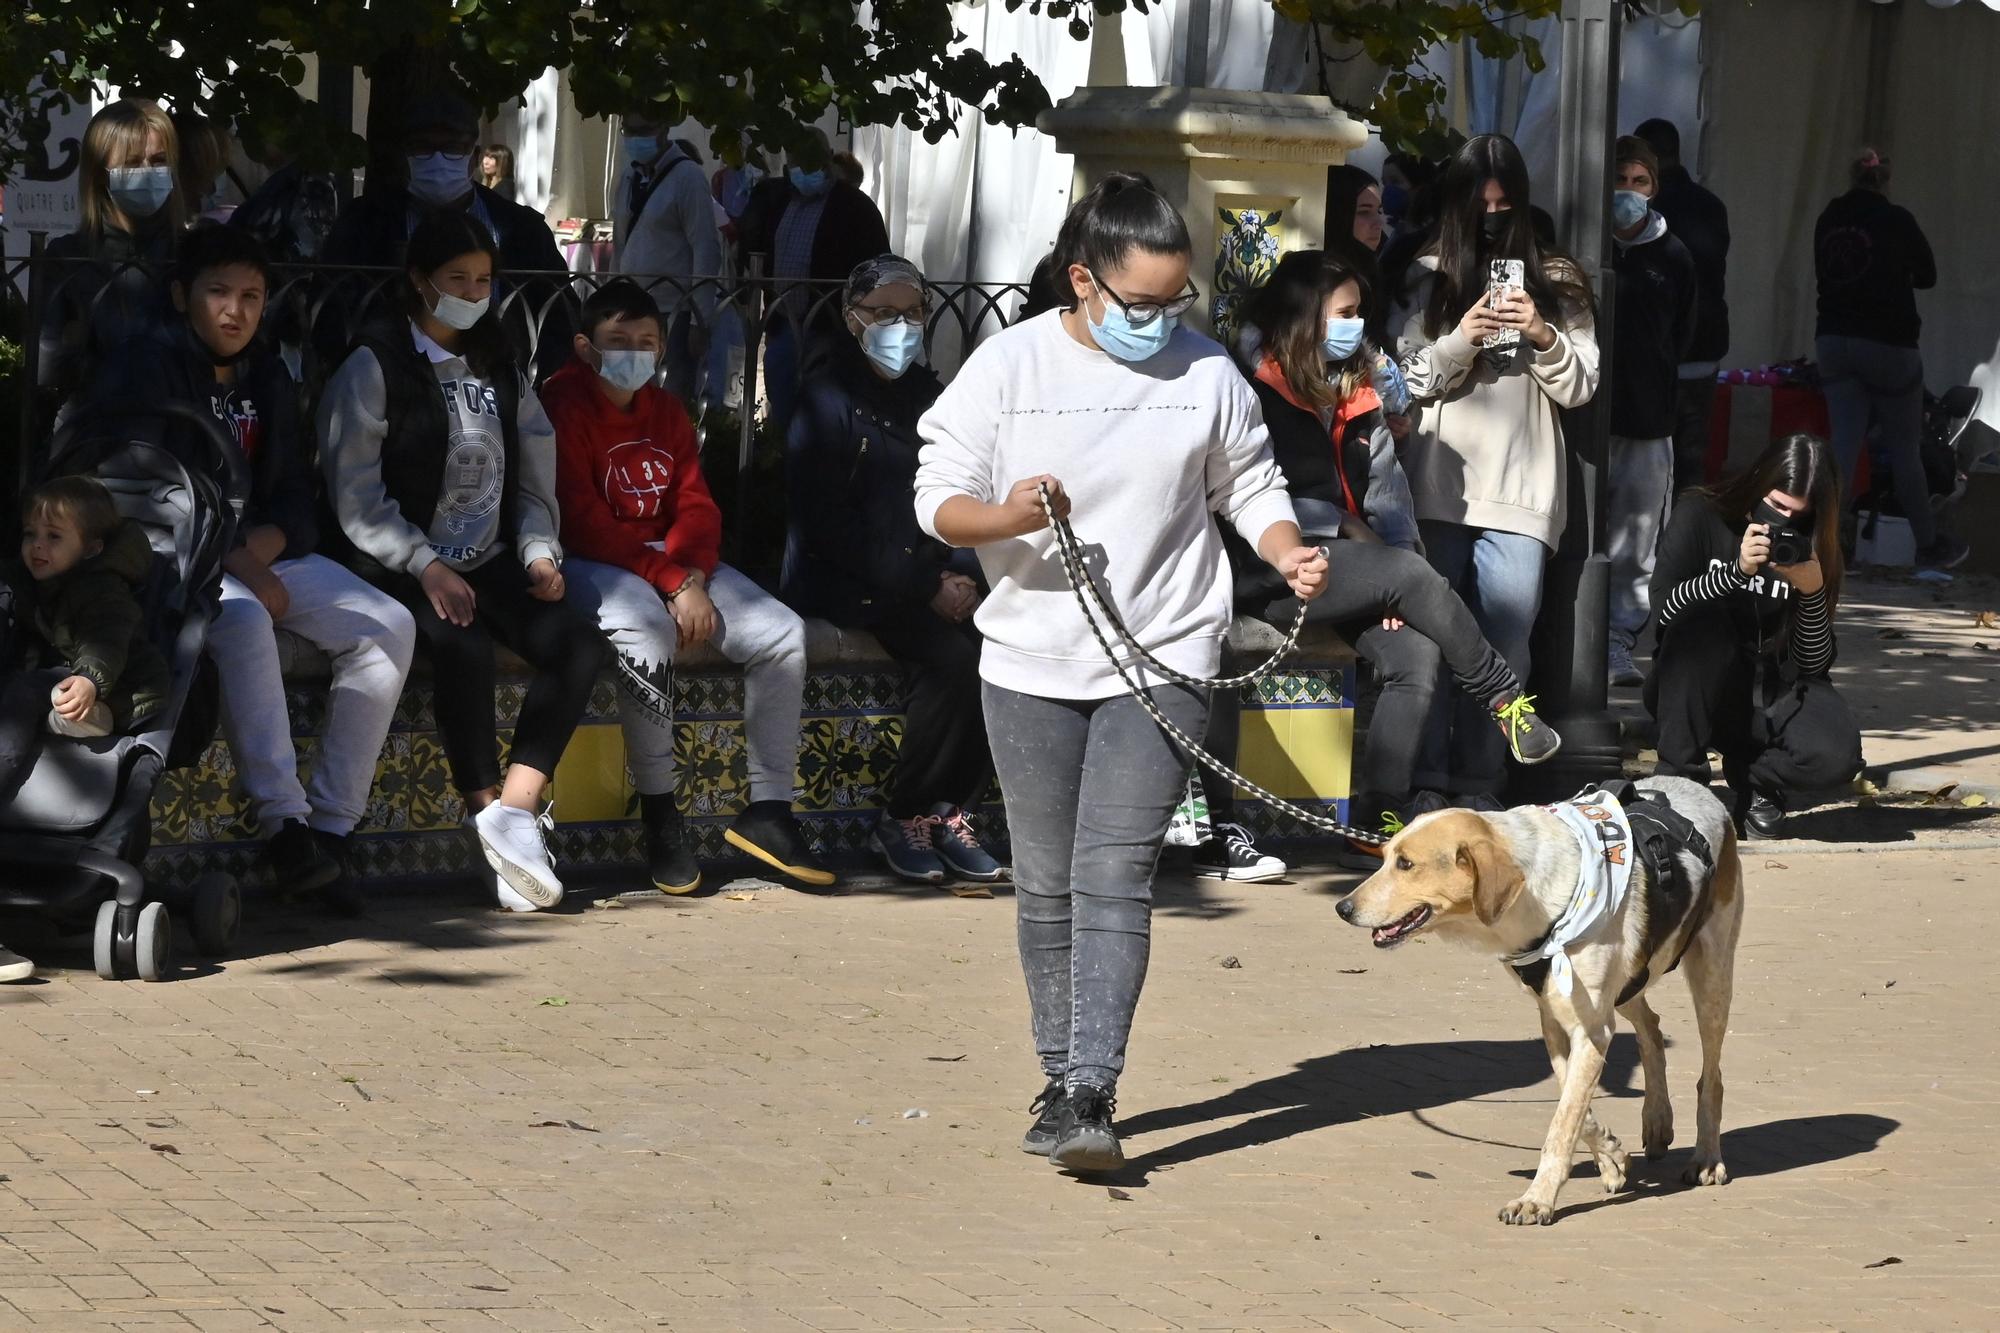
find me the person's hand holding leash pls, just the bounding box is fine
[1278,545,1330,602]
[1737,522,1771,578]
[1010,476,1069,536]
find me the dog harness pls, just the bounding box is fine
[1503,785,1635,998]
[1508,782,1717,1003]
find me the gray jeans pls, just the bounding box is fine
[1606,434,1675,646]
[984,680,1205,1096]
[1816,334,1936,548]
[565,559,808,805]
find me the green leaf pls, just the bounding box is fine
[537,996,569,1007]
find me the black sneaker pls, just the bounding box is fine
[724,801,837,889]
[0,944,34,983]
[1021,1076,1067,1156]
[1190,822,1287,882]
[1490,692,1562,765]
[640,792,703,895]
[312,832,367,917]
[1741,792,1786,840]
[1049,1084,1123,1174]
[266,820,340,894]
[1916,535,1971,572]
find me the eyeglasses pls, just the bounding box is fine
[1088,270,1201,328]
[848,301,927,328]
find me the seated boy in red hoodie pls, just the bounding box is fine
[543,280,834,894]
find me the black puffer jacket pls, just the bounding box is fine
[780,332,949,627]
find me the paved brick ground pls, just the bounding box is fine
[3,817,1998,1333]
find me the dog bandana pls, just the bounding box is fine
[1504,785,1636,998]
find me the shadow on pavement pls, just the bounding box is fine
[1773,801,1997,844]
[1099,1037,1569,1187]
[1520,1112,1901,1221]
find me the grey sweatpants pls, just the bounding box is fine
[1606,434,1675,647]
[565,559,807,805]
[984,680,1205,1096]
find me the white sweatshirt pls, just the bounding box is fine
[914,310,1297,701]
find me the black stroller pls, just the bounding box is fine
[0,403,246,979]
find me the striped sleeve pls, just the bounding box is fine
[1656,561,1750,629]
[1786,589,1835,676]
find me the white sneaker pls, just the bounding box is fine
[494,875,540,913]
[473,802,564,908]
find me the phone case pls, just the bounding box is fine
[1484,259,1526,351]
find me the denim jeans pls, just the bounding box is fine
[1606,434,1675,647]
[1417,521,1547,796]
[984,680,1205,1096]
[1816,335,1936,548]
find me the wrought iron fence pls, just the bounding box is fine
[4,244,1033,567]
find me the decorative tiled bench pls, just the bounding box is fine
[144,617,1355,888]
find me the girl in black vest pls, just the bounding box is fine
[319,211,608,912]
[1647,433,1863,839]
[1207,250,1560,871]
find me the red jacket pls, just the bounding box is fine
[543,360,722,596]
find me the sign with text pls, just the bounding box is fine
[4,84,91,234]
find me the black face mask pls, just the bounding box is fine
[1479,209,1514,244]
[1752,500,1814,566]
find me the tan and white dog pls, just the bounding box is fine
[1336,776,1743,1225]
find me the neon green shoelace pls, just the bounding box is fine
[1495,693,1541,733]
[1379,811,1406,837]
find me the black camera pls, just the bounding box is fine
[1753,501,1814,566]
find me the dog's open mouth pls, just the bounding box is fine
[1371,904,1432,948]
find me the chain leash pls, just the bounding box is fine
[1036,484,1388,848]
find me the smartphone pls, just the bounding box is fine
[1484,258,1526,351]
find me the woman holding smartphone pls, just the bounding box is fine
[1390,134,1599,809]
[914,173,1327,1176]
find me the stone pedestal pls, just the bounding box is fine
[1038,86,1368,343]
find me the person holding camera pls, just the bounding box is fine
[1645,434,1863,839]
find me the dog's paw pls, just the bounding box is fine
[1497,1197,1557,1226]
[1642,1107,1674,1160]
[1682,1159,1730,1187]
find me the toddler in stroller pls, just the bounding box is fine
[0,402,244,980]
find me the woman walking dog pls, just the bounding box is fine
[915,173,1328,1175]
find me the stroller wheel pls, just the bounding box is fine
[92,900,122,980]
[134,902,172,982]
[189,874,240,958]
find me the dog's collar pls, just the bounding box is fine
[1502,786,1635,997]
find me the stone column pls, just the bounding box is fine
[1039,87,1367,345]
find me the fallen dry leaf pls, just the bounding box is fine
[948,883,993,899]
[1764,860,1789,870]
[1339,968,1368,975]
[1219,956,1242,970]
[1864,1256,1902,1269]
[148,1143,179,1155]
[1964,793,1991,808]
[1853,777,1882,797]
[1107,1187,1133,1201]
[1973,610,1998,629]
[1876,628,1907,640]
[1923,783,1960,805]
[724,892,757,901]
[592,898,627,910]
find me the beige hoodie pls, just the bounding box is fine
[1392,256,1601,550]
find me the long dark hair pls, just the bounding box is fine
[402,209,511,381]
[1051,171,1191,311]
[1421,134,1594,339]
[1703,433,1845,613]
[1326,164,1380,252]
[1239,249,1371,411]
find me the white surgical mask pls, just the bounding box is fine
[860,321,923,378]
[107,165,175,219]
[595,346,658,392]
[406,151,475,208]
[425,280,489,331]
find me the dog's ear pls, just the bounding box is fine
[1460,837,1525,925]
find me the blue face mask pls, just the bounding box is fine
[594,346,658,393]
[1322,316,1368,363]
[789,166,830,197]
[860,321,923,378]
[1612,189,1650,233]
[623,135,660,169]
[1086,287,1177,364]
[107,165,174,219]
[406,151,474,208]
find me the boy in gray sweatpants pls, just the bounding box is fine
[543,280,833,894]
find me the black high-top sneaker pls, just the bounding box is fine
[640,792,703,895]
